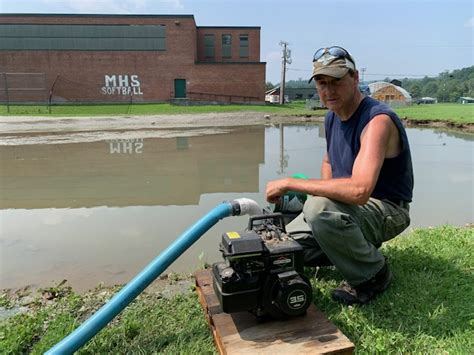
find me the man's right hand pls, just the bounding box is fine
[265,179,289,203]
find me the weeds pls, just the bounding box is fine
[0,225,472,353]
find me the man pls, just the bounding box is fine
[266,46,414,305]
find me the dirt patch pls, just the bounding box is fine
[0,112,323,134]
[0,273,195,322]
[0,112,324,145]
[402,118,474,133]
[1,112,472,146]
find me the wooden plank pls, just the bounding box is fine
[195,269,354,354]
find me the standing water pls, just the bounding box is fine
[0,123,472,292]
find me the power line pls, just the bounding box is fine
[286,68,310,72]
[364,73,428,77]
[286,67,436,78]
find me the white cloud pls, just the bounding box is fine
[465,17,474,28]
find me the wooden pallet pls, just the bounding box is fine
[195,269,354,354]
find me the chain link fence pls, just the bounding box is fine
[0,72,262,114]
[0,73,138,114]
[0,72,48,113]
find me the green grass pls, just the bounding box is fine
[0,102,318,117]
[394,103,474,124]
[1,102,473,125]
[309,225,474,353]
[0,226,473,353]
[0,286,215,354]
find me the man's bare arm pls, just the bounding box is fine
[266,115,395,205]
[321,153,332,180]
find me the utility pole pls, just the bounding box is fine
[360,67,366,83]
[279,41,291,105]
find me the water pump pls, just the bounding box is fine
[212,213,312,320]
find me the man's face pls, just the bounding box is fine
[315,72,359,113]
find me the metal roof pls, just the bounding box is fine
[368,82,412,99]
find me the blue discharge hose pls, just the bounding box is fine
[46,198,261,354]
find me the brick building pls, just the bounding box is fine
[0,14,266,104]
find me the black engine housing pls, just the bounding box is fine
[212,213,312,319]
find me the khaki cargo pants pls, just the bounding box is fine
[286,196,411,286]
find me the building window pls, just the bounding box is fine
[239,34,249,58]
[222,34,232,58]
[204,34,215,59]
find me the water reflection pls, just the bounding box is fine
[0,127,264,208]
[0,124,472,292]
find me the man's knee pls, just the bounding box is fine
[303,196,338,225]
[303,196,354,237]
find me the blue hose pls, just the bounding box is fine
[46,202,236,354]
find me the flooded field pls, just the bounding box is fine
[0,123,472,292]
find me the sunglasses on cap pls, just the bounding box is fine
[312,46,355,66]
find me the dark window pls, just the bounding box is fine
[239,34,249,58]
[222,34,232,58]
[0,24,166,51]
[204,34,215,59]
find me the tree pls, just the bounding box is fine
[410,84,421,99]
[390,66,473,102]
[265,81,275,91]
[423,82,439,97]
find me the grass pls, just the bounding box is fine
[0,283,215,354]
[1,102,473,124]
[395,103,474,124]
[0,102,317,117]
[309,225,473,353]
[0,225,473,354]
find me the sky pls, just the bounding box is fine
[1,0,473,84]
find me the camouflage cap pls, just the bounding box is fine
[308,56,356,83]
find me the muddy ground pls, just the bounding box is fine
[0,112,323,145]
[1,112,472,146]
[0,273,194,321]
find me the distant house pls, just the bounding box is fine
[265,86,288,103]
[285,87,317,101]
[265,86,316,103]
[368,82,412,105]
[417,97,437,104]
[267,83,370,105]
[458,96,474,104]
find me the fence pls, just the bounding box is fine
[0,73,140,114]
[186,91,260,104]
[0,72,48,112]
[0,72,262,114]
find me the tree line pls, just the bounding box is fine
[399,66,473,102]
[266,66,474,102]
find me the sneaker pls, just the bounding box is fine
[331,263,392,305]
